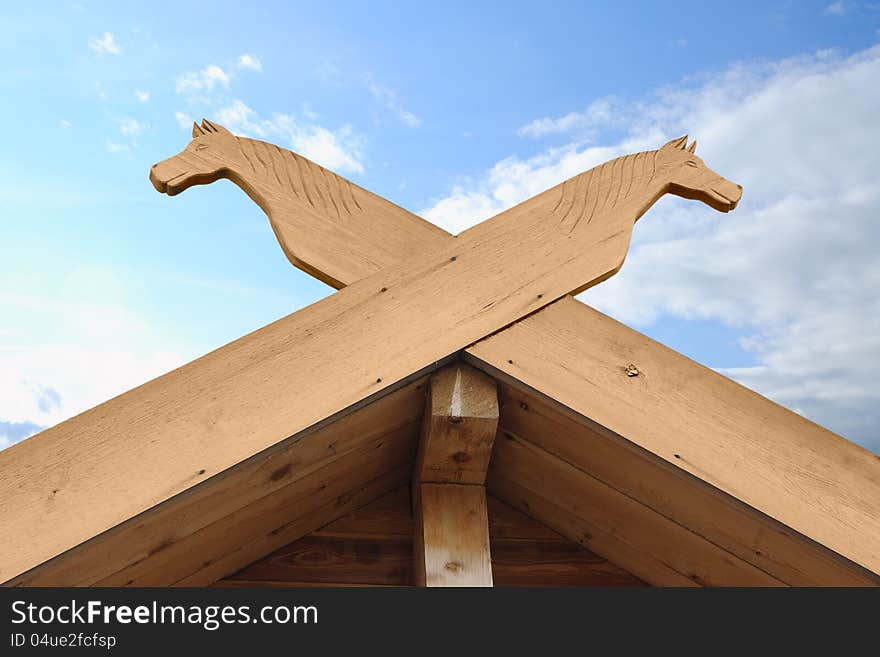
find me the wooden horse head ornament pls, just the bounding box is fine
[656,135,741,212]
[149,119,742,292]
[149,119,238,196]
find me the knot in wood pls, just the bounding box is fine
[624,364,640,377]
[451,451,471,463]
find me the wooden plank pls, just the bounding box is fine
[7,378,426,586]
[487,496,645,587]
[489,473,696,587]
[486,494,561,542]
[2,137,738,582]
[491,538,646,587]
[96,427,416,586]
[414,484,493,587]
[220,535,414,586]
[315,487,414,538]
[176,465,412,587]
[493,382,876,586]
[151,120,451,289]
[414,362,498,485]
[489,433,785,586]
[216,486,644,587]
[466,296,880,584]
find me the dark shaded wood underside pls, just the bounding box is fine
[216,487,645,587]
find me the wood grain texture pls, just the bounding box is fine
[488,432,784,586]
[414,362,498,485]
[3,135,738,584]
[150,120,450,289]
[5,378,427,586]
[467,296,880,584]
[96,428,416,586]
[414,484,493,587]
[218,487,643,587]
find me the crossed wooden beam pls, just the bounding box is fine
[2,120,878,588]
[148,121,740,587]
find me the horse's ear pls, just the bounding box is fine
[192,122,206,138]
[687,140,697,153]
[661,135,689,151]
[201,119,232,136]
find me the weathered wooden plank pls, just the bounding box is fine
[489,433,785,586]
[216,486,644,587]
[220,535,414,586]
[314,486,414,539]
[177,465,413,587]
[466,296,880,584]
[490,538,646,587]
[489,473,696,586]
[96,428,416,586]
[414,362,499,485]
[6,378,427,586]
[414,484,493,587]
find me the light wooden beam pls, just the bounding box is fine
[3,137,731,585]
[412,363,498,587]
[414,484,492,587]
[414,362,498,485]
[466,296,880,585]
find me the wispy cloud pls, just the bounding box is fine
[0,420,46,449]
[59,119,71,129]
[422,45,880,451]
[238,54,262,72]
[175,111,193,129]
[117,117,146,137]
[135,90,150,102]
[215,99,366,174]
[88,32,121,55]
[176,64,230,94]
[824,1,848,15]
[106,141,128,153]
[517,98,619,139]
[366,78,421,127]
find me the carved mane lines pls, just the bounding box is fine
[550,150,656,234]
[237,137,363,221]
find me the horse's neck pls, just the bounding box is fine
[229,138,362,222]
[551,150,664,234]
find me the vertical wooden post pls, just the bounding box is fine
[413,362,499,587]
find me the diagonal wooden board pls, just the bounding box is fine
[3,136,721,582]
[146,124,880,582]
[2,126,877,586]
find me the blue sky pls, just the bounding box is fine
[1,1,879,452]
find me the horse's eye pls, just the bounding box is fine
[195,143,210,151]
[685,160,698,167]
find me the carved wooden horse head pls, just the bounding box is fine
[657,135,742,212]
[149,120,742,290]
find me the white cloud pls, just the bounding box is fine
[176,64,230,94]
[135,90,150,102]
[118,117,146,137]
[175,111,193,129]
[421,45,880,450]
[88,32,121,55]
[517,98,619,139]
[59,119,71,128]
[366,78,421,127]
[824,1,847,15]
[0,266,192,449]
[105,141,127,153]
[238,54,262,72]
[215,99,366,174]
